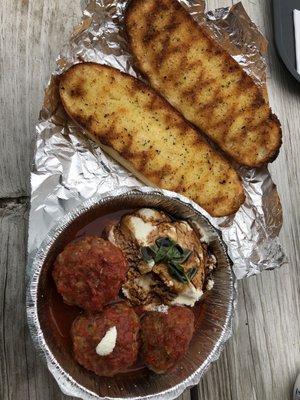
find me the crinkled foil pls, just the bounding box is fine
[28,0,286,279]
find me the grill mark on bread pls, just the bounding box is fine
[69,85,87,98]
[153,35,172,70]
[125,0,282,167]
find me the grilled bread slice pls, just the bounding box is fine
[125,0,282,167]
[59,62,245,217]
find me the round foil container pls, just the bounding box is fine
[27,186,237,400]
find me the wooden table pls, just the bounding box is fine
[1,1,299,399]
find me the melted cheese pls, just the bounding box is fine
[122,274,154,301]
[136,208,162,220]
[171,284,203,307]
[134,274,153,291]
[206,279,214,291]
[95,326,117,356]
[107,226,117,245]
[127,215,155,245]
[150,304,169,313]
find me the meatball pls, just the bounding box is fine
[71,303,140,376]
[141,306,194,373]
[53,236,128,312]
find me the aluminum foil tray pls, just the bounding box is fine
[27,187,236,400]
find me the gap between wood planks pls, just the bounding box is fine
[0,196,29,210]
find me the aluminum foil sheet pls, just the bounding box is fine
[28,0,286,279]
[27,187,236,400]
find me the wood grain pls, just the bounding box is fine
[196,0,300,399]
[0,0,299,400]
[0,201,80,400]
[0,0,81,198]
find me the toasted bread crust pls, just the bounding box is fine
[125,0,282,167]
[59,62,245,217]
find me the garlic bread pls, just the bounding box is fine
[59,62,245,217]
[125,0,282,167]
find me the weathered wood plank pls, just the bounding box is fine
[0,202,80,400]
[0,0,82,198]
[0,202,29,400]
[195,0,300,399]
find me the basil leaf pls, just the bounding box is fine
[181,251,193,264]
[168,263,188,283]
[165,246,178,261]
[141,236,194,284]
[169,261,184,273]
[141,247,155,262]
[149,243,159,253]
[174,244,184,254]
[171,249,192,264]
[154,247,168,263]
[155,237,174,248]
[186,267,198,280]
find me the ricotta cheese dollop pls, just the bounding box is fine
[128,216,155,245]
[95,326,117,356]
[171,284,203,307]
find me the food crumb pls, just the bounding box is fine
[206,279,214,291]
[154,304,169,313]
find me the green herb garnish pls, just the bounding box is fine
[186,267,198,280]
[141,237,198,284]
